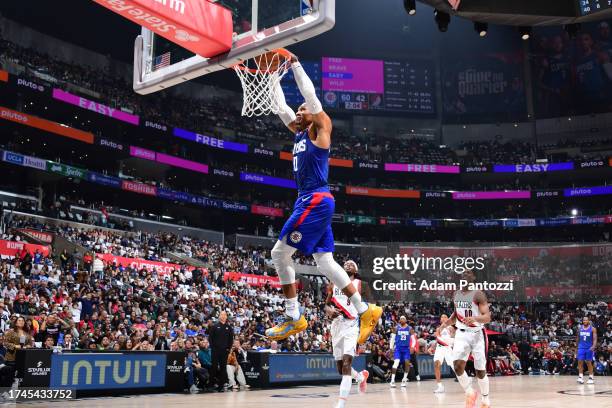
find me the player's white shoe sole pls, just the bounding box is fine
[400,381,407,387]
[390,382,396,388]
[587,379,594,384]
[577,377,584,384]
[434,384,445,393]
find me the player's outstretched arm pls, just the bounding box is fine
[288,52,332,149]
[273,81,298,133]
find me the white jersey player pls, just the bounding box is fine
[325,260,369,408]
[432,313,455,393]
[439,269,492,408]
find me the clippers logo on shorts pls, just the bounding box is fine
[289,231,302,243]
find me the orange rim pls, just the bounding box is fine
[233,48,292,74]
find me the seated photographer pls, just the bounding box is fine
[226,340,249,390]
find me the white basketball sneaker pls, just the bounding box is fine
[390,381,396,388]
[577,376,584,384]
[434,383,445,393]
[587,377,594,385]
[400,380,407,387]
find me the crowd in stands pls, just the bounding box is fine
[3,36,612,166]
[0,213,609,391]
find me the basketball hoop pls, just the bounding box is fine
[233,49,292,117]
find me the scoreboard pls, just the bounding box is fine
[281,57,435,114]
[578,0,612,16]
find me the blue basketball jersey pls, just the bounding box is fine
[578,325,594,349]
[576,52,604,92]
[292,129,329,196]
[543,54,570,90]
[396,324,412,348]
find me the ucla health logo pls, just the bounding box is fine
[3,151,24,165]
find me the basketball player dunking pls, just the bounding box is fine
[325,260,370,408]
[432,314,455,393]
[439,269,492,408]
[576,316,597,384]
[265,51,382,344]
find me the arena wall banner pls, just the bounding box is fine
[18,350,186,397]
[493,162,574,173]
[0,106,94,144]
[13,77,47,93]
[3,151,26,168]
[0,240,50,258]
[17,229,54,244]
[223,272,281,288]
[346,186,420,199]
[129,145,156,160]
[88,171,123,188]
[46,161,88,179]
[441,51,526,118]
[384,163,460,174]
[95,253,191,274]
[564,185,612,197]
[173,127,249,153]
[121,180,157,196]
[240,172,297,189]
[156,153,209,174]
[52,89,140,125]
[452,191,531,200]
[251,205,284,217]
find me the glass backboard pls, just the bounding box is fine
[133,0,335,95]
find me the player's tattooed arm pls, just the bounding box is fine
[591,327,597,351]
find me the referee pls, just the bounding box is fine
[209,311,233,392]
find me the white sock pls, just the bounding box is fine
[351,367,363,383]
[285,296,300,321]
[589,374,593,379]
[390,373,395,383]
[579,373,584,377]
[349,292,368,314]
[477,376,489,403]
[402,372,408,381]
[457,372,473,393]
[337,375,352,408]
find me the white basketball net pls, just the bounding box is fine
[233,52,292,117]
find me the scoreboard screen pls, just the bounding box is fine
[578,0,612,16]
[281,57,435,115]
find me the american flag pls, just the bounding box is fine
[153,52,171,70]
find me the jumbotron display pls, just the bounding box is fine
[282,57,435,114]
[578,0,612,15]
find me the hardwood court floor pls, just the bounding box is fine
[21,376,612,408]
